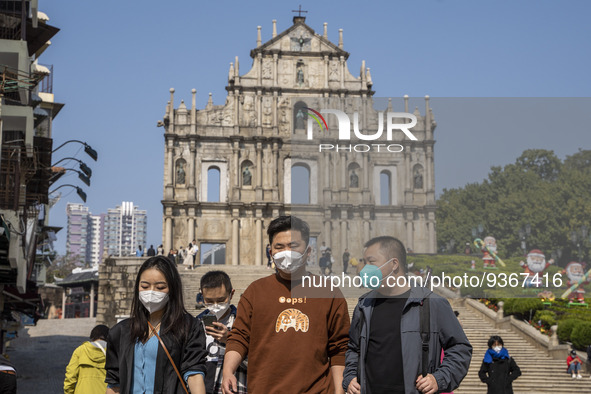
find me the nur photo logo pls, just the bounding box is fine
[305,108,419,153]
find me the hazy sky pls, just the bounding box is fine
[38,1,591,253]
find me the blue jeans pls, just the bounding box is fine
[568,363,581,374]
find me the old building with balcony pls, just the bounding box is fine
[0,0,62,349]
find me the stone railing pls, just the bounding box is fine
[463,298,570,361]
[96,257,146,327]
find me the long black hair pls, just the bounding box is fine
[130,256,189,343]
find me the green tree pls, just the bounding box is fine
[436,149,591,262]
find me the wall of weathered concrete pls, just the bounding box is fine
[96,257,146,327]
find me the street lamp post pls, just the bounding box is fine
[519,224,531,255]
[52,140,98,161]
[571,226,589,261]
[52,157,92,177]
[48,184,87,202]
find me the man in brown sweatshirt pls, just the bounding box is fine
[222,215,350,394]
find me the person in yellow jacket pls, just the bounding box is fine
[64,324,109,394]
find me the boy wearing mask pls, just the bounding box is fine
[197,271,246,394]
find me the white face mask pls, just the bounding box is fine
[273,248,308,273]
[139,290,169,314]
[206,302,230,320]
[493,346,502,353]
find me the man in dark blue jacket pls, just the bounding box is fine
[343,236,472,394]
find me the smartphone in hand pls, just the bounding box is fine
[202,314,218,328]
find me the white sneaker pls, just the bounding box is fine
[572,374,577,379]
[577,374,582,379]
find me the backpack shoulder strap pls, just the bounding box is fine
[420,297,430,377]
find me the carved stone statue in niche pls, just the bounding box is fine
[296,64,304,86]
[176,162,186,185]
[329,61,339,81]
[414,167,423,189]
[243,166,252,186]
[350,170,359,188]
[295,109,305,129]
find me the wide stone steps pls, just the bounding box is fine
[452,303,590,393]
[181,269,588,392]
[180,266,366,316]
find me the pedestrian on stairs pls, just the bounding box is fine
[566,350,583,379]
[344,236,472,394]
[478,335,521,393]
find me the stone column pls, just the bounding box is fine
[340,218,347,270]
[234,90,240,128]
[332,152,339,191]
[256,141,263,188]
[339,56,345,90]
[90,282,95,318]
[255,218,262,265]
[272,141,279,200]
[257,53,262,85]
[165,215,172,252]
[165,140,174,200]
[406,215,414,252]
[272,91,278,128]
[257,91,262,127]
[61,289,66,319]
[232,217,239,265]
[233,141,240,187]
[363,154,369,189]
[324,219,332,248]
[273,53,278,87]
[189,140,196,200]
[340,152,347,191]
[363,219,370,242]
[188,216,195,245]
[323,55,329,89]
[405,146,411,190]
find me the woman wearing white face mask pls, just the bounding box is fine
[105,256,207,394]
[478,335,521,394]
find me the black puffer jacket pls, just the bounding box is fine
[478,357,521,394]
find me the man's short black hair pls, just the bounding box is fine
[90,324,110,341]
[267,215,310,246]
[200,270,233,293]
[364,236,407,273]
[488,335,504,348]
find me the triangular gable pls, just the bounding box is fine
[250,19,349,59]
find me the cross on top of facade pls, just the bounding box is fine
[291,5,308,17]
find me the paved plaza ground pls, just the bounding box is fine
[5,318,97,394]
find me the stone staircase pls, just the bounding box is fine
[179,265,365,317]
[181,269,591,393]
[452,302,590,394]
[180,265,272,315]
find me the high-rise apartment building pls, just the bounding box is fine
[104,202,147,257]
[66,203,91,263]
[66,202,146,262]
